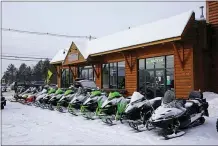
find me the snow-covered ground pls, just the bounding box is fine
[1,91,218,145]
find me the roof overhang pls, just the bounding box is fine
[89,36,181,57]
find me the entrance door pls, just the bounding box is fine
[144,69,165,98]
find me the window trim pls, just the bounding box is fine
[101,61,125,89]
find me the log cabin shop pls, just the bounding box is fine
[50,7,218,99]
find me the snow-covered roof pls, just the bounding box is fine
[50,48,70,64]
[73,41,89,59]
[82,10,193,59]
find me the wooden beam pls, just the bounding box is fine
[120,51,136,72]
[92,64,100,78]
[172,42,184,70]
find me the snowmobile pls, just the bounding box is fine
[19,87,39,105]
[40,88,64,109]
[80,90,108,120]
[14,87,38,104]
[98,92,129,126]
[123,92,162,132]
[1,92,6,110]
[26,87,48,106]
[34,87,57,107]
[216,119,218,132]
[11,86,30,102]
[149,90,209,140]
[54,88,76,112]
[67,87,93,116]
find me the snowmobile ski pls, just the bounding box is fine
[162,131,185,140]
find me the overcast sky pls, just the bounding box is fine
[1,1,206,77]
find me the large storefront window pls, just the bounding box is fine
[78,66,94,81]
[61,69,73,88]
[138,55,174,98]
[102,61,125,89]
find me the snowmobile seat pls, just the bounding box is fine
[189,91,203,100]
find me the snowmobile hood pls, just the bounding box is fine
[130,92,144,104]
[101,96,123,108]
[150,106,184,121]
[48,88,56,94]
[91,90,102,97]
[83,95,102,105]
[108,92,122,101]
[55,88,64,95]
[70,94,87,103]
[64,89,73,96]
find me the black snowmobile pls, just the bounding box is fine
[40,88,65,109]
[55,88,76,112]
[67,87,93,116]
[123,91,162,132]
[80,90,107,120]
[1,92,6,110]
[149,90,209,140]
[97,91,129,126]
[67,80,98,116]
[216,119,218,132]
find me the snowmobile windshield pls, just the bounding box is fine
[48,88,56,94]
[55,88,63,95]
[130,92,145,104]
[162,90,175,105]
[91,90,101,97]
[41,89,47,94]
[64,89,73,96]
[108,92,122,101]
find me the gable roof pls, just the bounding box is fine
[82,10,194,59]
[73,41,89,59]
[50,48,70,64]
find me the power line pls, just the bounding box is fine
[2,55,51,60]
[2,53,53,58]
[1,58,42,62]
[2,28,97,40]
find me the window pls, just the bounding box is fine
[61,69,73,88]
[102,61,125,89]
[78,66,94,81]
[138,55,174,97]
[102,64,109,88]
[117,61,125,89]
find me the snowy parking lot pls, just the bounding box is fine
[1,91,218,145]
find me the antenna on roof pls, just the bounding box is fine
[200,6,205,20]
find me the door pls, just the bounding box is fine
[144,69,165,98]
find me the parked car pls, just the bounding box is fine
[32,81,45,88]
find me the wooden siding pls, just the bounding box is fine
[207,1,218,93]
[63,42,85,66]
[207,1,218,29]
[93,42,194,98]
[174,44,193,98]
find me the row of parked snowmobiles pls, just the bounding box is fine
[11,80,210,139]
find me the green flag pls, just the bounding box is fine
[46,69,53,84]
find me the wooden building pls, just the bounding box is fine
[51,7,218,98]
